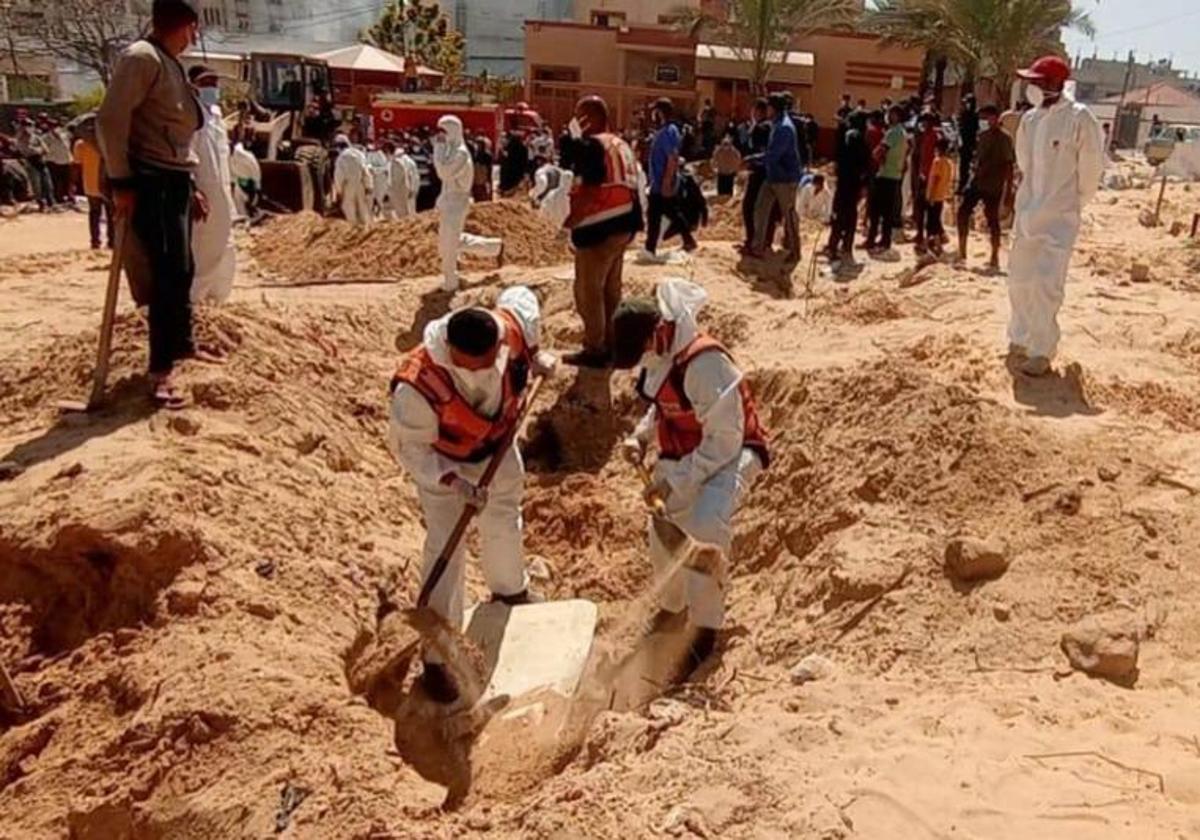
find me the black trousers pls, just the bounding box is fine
[958,186,1002,241]
[87,196,112,248]
[717,173,735,196]
[925,200,945,240]
[866,177,901,249]
[827,186,859,257]
[912,176,929,243]
[132,167,195,375]
[741,169,777,247]
[645,192,694,253]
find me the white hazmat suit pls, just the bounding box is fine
[434,115,502,292]
[229,142,261,220]
[387,286,543,656]
[1008,94,1104,362]
[627,279,765,630]
[528,161,562,207]
[334,142,373,227]
[366,146,390,218]
[388,149,420,219]
[539,169,573,230]
[190,101,236,304]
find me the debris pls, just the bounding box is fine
[167,581,207,616]
[661,804,711,838]
[52,462,85,480]
[1054,488,1083,516]
[1097,465,1121,482]
[0,460,24,481]
[944,537,1009,583]
[274,781,311,833]
[1061,617,1140,686]
[790,654,835,685]
[992,603,1012,622]
[1137,209,1158,227]
[1169,220,1185,236]
[1129,261,1152,283]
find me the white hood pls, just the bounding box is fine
[438,114,466,149]
[434,114,474,196]
[641,278,709,394]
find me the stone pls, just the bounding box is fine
[167,581,207,616]
[993,603,1012,622]
[1137,209,1158,227]
[790,653,835,685]
[463,599,597,704]
[1169,220,1186,236]
[1129,262,1152,283]
[944,537,1009,583]
[166,414,202,436]
[53,462,85,480]
[1061,617,1139,686]
[0,460,24,481]
[1097,465,1121,482]
[527,555,554,582]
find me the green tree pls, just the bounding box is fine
[676,0,863,94]
[361,0,465,83]
[867,0,1095,104]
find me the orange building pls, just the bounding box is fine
[524,20,925,152]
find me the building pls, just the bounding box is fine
[1074,55,1200,103]
[573,0,726,26]
[525,18,924,149]
[196,0,389,42]
[1090,83,1200,148]
[436,0,572,77]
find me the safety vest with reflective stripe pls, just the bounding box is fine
[637,335,770,468]
[392,309,533,464]
[570,132,638,231]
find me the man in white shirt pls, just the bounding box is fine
[796,173,832,224]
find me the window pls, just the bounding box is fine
[590,11,626,27]
[533,65,581,83]
[202,6,225,27]
[655,64,680,84]
[4,74,53,102]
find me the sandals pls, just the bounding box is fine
[151,377,188,410]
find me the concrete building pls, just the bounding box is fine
[1074,55,1200,103]
[437,0,573,77]
[196,0,389,43]
[525,18,923,150]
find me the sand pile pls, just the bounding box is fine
[251,200,571,284]
[702,197,743,241]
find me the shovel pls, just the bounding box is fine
[57,219,130,413]
[635,461,724,577]
[0,659,23,715]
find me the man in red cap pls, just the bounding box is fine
[1006,54,1104,377]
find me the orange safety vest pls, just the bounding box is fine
[391,309,533,464]
[569,132,639,231]
[638,334,770,468]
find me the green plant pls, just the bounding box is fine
[71,85,105,115]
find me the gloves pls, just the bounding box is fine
[446,475,488,508]
[643,476,672,509]
[531,350,560,379]
[620,436,646,467]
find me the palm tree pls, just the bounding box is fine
[867,0,1094,106]
[676,0,864,94]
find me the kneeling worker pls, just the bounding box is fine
[387,286,558,702]
[612,279,769,672]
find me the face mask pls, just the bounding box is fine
[567,117,583,139]
[1025,84,1045,108]
[199,87,219,108]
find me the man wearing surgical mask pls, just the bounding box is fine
[387,287,559,704]
[187,65,236,304]
[433,114,503,292]
[1007,55,1104,377]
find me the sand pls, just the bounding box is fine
[2,175,1200,839]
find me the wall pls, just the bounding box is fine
[572,0,700,25]
[441,0,573,77]
[199,0,388,42]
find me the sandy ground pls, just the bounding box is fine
[1,177,1200,839]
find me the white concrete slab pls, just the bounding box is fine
[463,599,597,704]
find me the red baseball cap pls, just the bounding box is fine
[1017,55,1071,85]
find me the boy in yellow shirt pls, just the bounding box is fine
[72,134,112,250]
[924,138,955,256]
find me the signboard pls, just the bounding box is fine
[655,64,681,84]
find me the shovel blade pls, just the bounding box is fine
[651,513,690,555]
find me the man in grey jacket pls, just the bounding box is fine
[97,0,208,408]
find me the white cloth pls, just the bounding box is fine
[334,146,372,227]
[1008,95,1104,359]
[435,115,501,290]
[387,152,419,218]
[366,148,390,215]
[529,163,561,205]
[229,142,261,218]
[190,104,236,304]
[386,286,542,644]
[539,169,573,230]
[796,183,833,224]
[630,278,763,629]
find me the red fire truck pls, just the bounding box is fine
[371,94,543,148]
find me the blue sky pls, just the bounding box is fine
[1064,0,1200,74]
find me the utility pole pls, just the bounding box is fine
[1110,49,1134,152]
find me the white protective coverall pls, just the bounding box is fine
[539,169,573,230]
[366,146,390,217]
[388,149,420,219]
[628,279,764,630]
[334,145,373,227]
[190,102,237,304]
[386,286,541,654]
[434,115,502,292]
[528,162,562,207]
[1008,94,1104,360]
[796,182,833,224]
[229,142,261,219]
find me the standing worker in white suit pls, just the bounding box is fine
[333,133,372,227]
[187,65,236,304]
[366,141,390,219]
[1008,55,1104,377]
[386,286,559,703]
[385,138,418,219]
[434,115,503,292]
[611,279,770,678]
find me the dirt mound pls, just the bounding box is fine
[702,198,743,241]
[251,201,571,283]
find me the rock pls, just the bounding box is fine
[1169,220,1186,236]
[113,628,139,650]
[790,653,835,685]
[527,555,554,582]
[1097,465,1121,483]
[944,537,1009,583]
[53,462,85,480]
[1129,261,1152,283]
[167,414,202,436]
[993,603,1012,622]
[244,599,278,620]
[0,460,24,481]
[1061,618,1139,686]
[1055,488,1083,516]
[1137,209,1158,227]
[661,805,710,838]
[167,581,206,616]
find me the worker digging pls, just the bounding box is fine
[5,2,1200,836]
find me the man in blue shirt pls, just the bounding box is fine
[643,98,697,259]
[750,93,802,263]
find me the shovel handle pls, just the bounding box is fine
[417,375,546,609]
[636,461,668,516]
[86,220,131,409]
